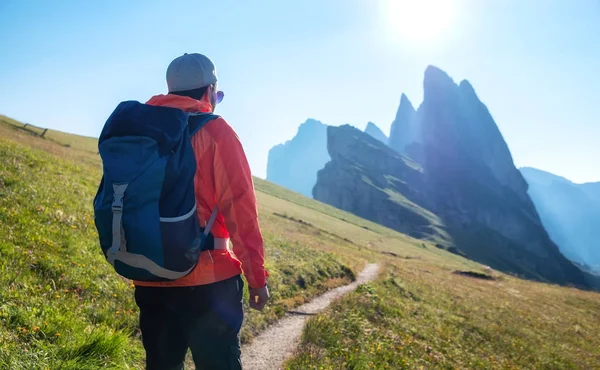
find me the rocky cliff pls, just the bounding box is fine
[415,66,586,286]
[314,66,590,288]
[420,69,529,201]
[521,167,600,271]
[313,124,450,242]
[266,119,329,198]
[364,122,388,144]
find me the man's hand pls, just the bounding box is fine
[249,285,270,311]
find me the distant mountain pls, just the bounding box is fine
[314,66,590,289]
[521,167,600,270]
[364,122,387,144]
[388,93,418,154]
[266,119,329,198]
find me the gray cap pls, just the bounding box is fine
[166,53,218,92]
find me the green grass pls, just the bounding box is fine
[0,127,140,369]
[2,117,600,369]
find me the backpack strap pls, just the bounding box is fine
[204,206,219,237]
[188,113,220,136]
[188,113,220,248]
[107,183,129,266]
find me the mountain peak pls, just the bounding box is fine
[423,65,458,101]
[266,118,330,198]
[388,93,418,154]
[296,118,326,136]
[399,93,412,107]
[366,121,380,131]
[398,93,415,113]
[459,79,480,102]
[459,79,475,93]
[424,65,455,85]
[421,67,528,197]
[300,118,325,128]
[365,122,388,144]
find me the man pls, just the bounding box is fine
[133,53,269,370]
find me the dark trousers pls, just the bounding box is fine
[134,275,244,370]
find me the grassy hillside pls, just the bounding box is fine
[287,261,600,369]
[1,118,600,369]
[1,115,98,154]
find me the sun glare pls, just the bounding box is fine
[380,0,456,45]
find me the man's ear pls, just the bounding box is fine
[203,84,213,100]
[203,84,216,112]
[200,85,213,104]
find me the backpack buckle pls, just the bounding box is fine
[112,193,124,213]
[111,183,128,213]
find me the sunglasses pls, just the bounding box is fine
[215,90,224,104]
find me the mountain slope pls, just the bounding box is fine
[521,167,600,270]
[266,119,329,198]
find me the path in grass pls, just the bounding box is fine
[241,263,380,370]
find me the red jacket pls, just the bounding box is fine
[133,94,268,289]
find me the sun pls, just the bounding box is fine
[379,0,456,45]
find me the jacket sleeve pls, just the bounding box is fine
[212,119,268,289]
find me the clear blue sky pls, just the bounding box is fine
[1,0,598,183]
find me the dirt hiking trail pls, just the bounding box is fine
[241,263,380,370]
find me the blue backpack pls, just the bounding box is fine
[93,100,219,282]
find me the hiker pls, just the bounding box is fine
[97,53,269,369]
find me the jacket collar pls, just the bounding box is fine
[146,94,212,113]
